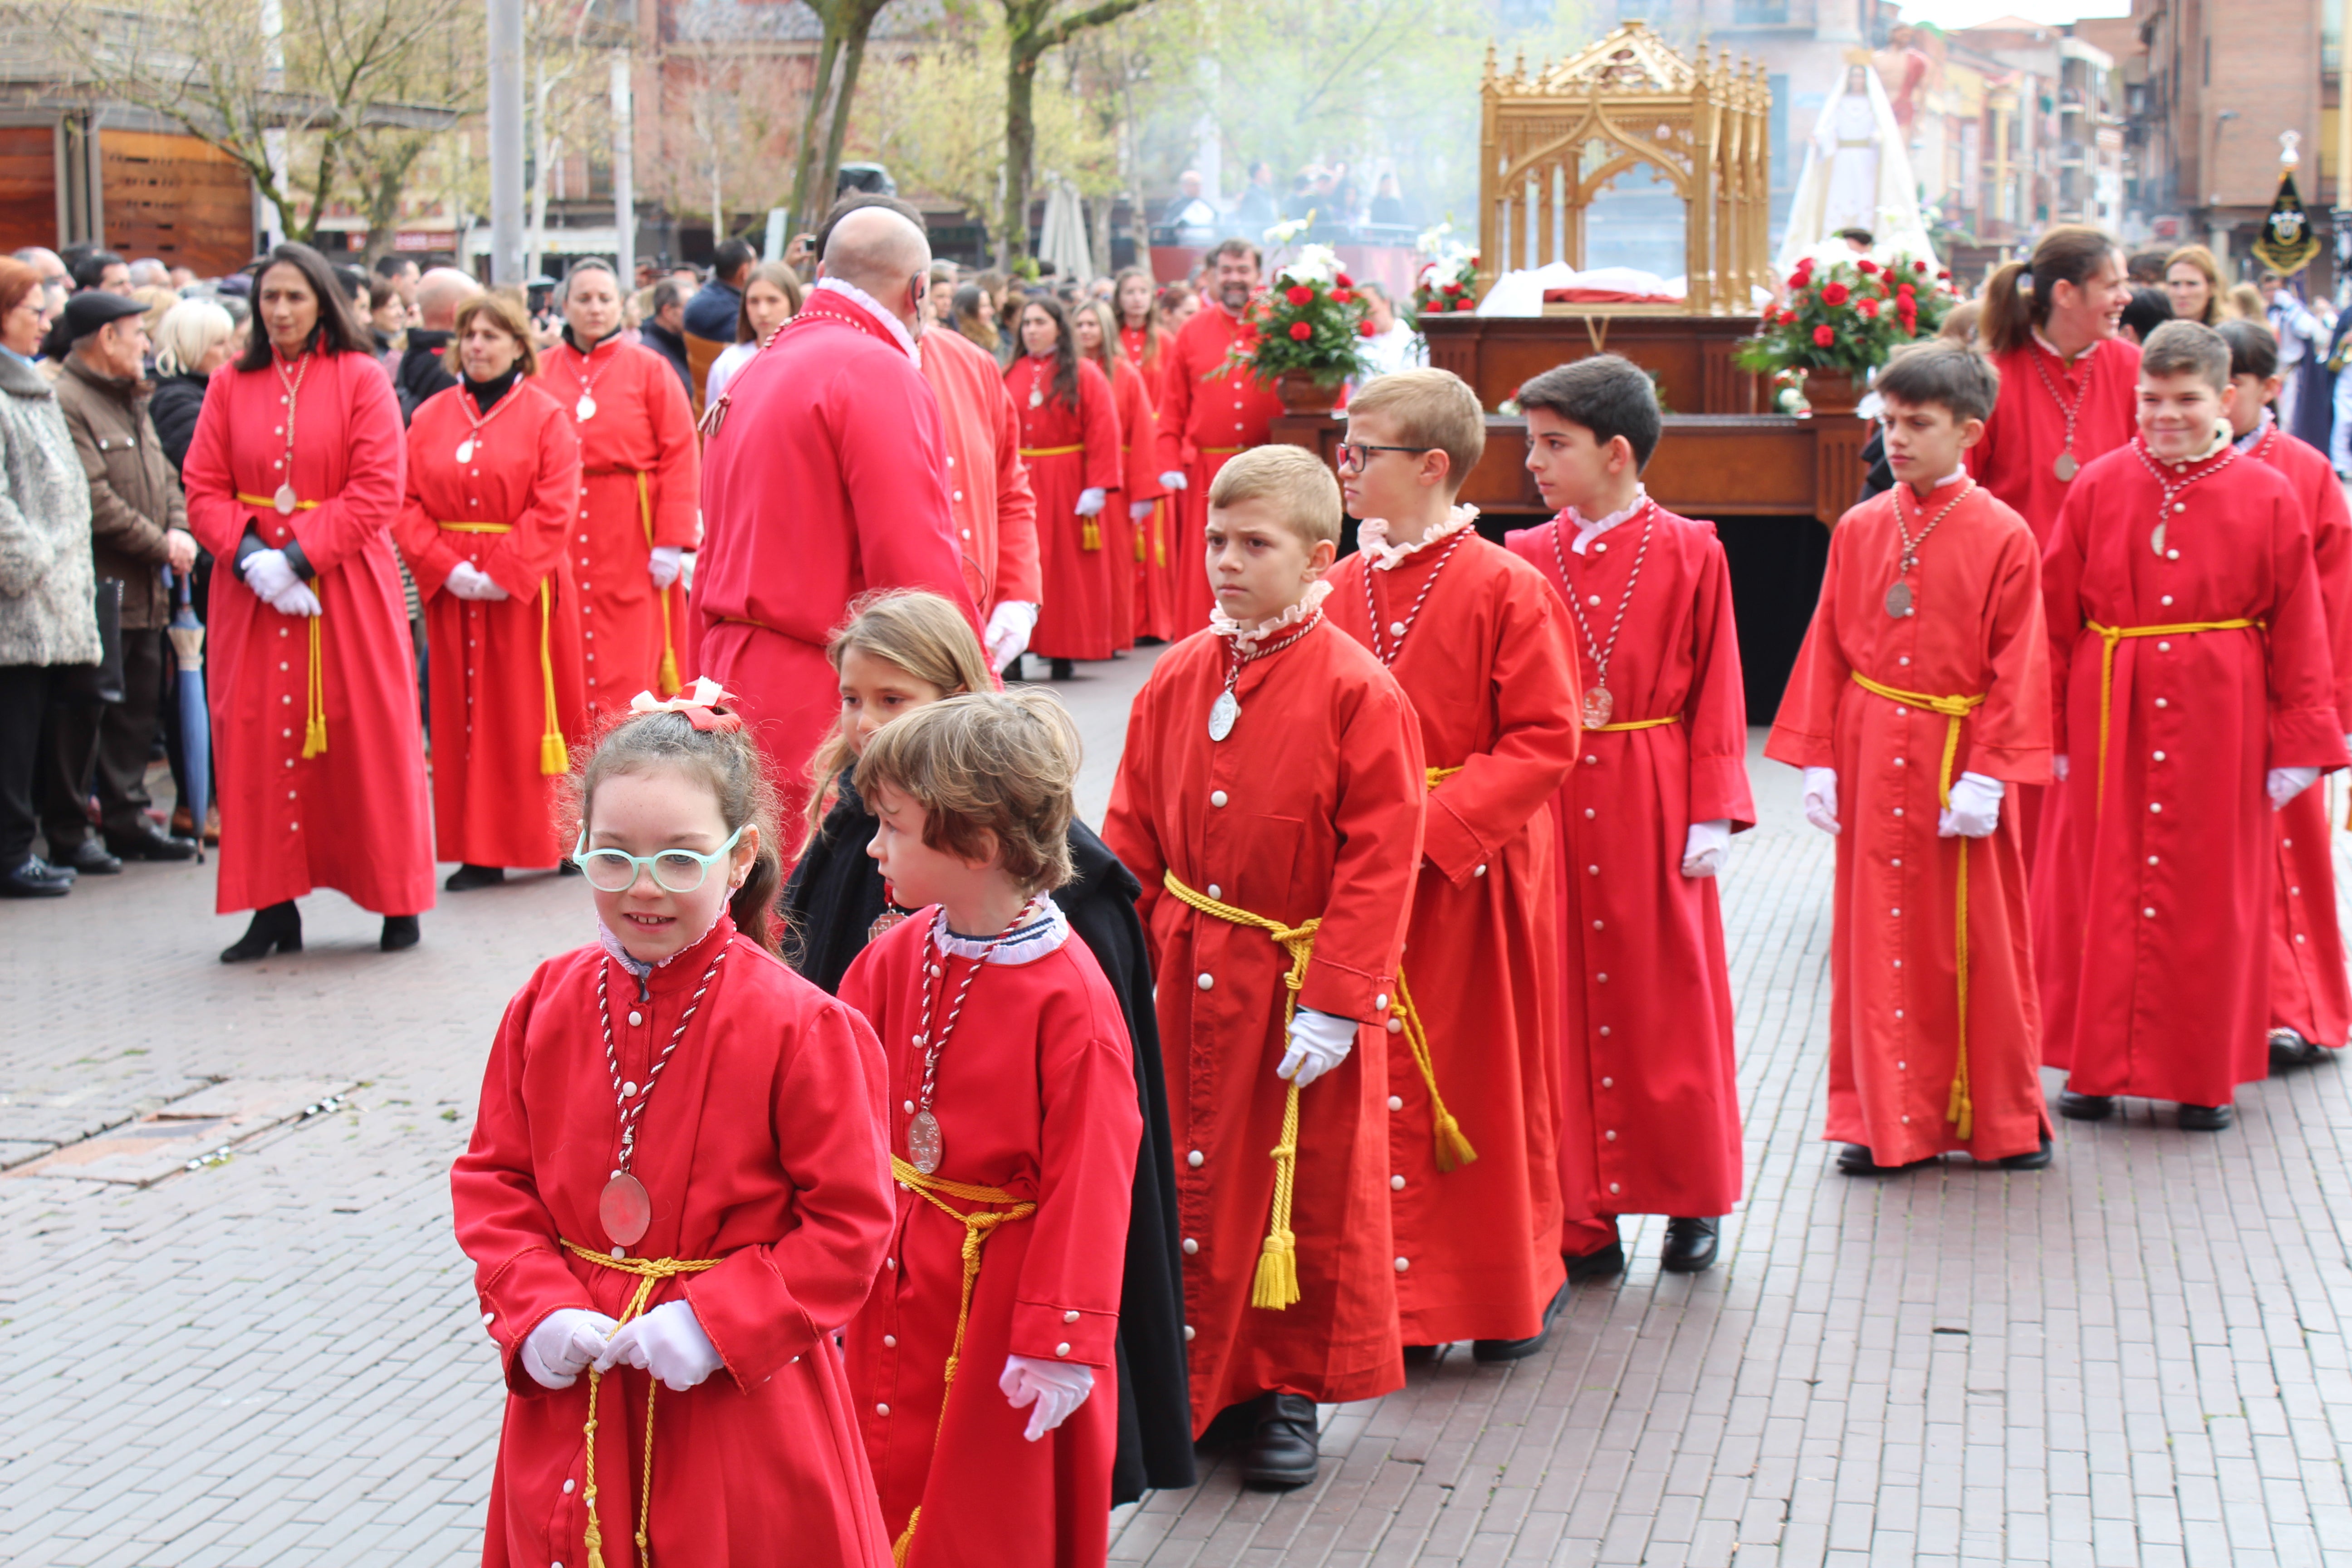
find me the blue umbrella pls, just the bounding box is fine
[165,567,210,863]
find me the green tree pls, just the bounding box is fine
[787,0,893,234]
[994,0,1161,267]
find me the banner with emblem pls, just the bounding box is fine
[2255,132,2323,277]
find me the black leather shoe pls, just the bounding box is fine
[2,857,74,898]
[54,838,122,875]
[222,900,302,962]
[1475,1278,1573,1361]
[106,823,198,862]
[556,857,582,876]
[2270,1028,2328,1070]
[444,863,505,892]
[1837,1144,1937,1176]
[1240,1393,1319,1489]
[1565,1240,1625,1283]
[2177,1102,2234,1132]
[1660,1216,1720,1274]
[1992,1134,2055,1170]
[380,914,421,952]
[1401,1343,1442,1365]
[1050,657,1075,681]
[2058,1091,2116,1121]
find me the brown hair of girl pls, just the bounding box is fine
[853,690,1081,893]
[1980,225,2120,357]
[803,590,995,839]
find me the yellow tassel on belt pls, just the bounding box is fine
[886,1156,1037,1566]
[437,522,568,773]
[634,471,681,698]
[238,492,328,756]
[558,1240,722,1568]
[1849,671,1987,1140]
[2082,618,2260,813]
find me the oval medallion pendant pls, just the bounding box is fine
[907,1110,944,1175]
[599,1171,652,1247]
[1884,581,1915,618]
[2151,521,2167,557]
[273,483,298,515]
[1581,686,1614,729]
[575,395,598,422]
[2054,451,2079,482]
[1208,688,1240,741]
[868,908,907,942]
[455,438,475,465]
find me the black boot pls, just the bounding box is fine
[2270,1028,2328,1071]
[2058,1090,2115,1121]
[1660,1217,1720,1273]
[222,900,302,963]
[1565,1240,1625,1283]
[444,863,505,892]
[1474,1278,1572,1361]
[2176,1102,2234,1132]
[1836,1144,1935,1176]
[1239,1392,1319,1490]
[1992,1133,2055,1170]
[380,914,421,952]
[1050,657,1075,681]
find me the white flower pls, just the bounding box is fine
[1280,243,1342,286]
[1262,217,1311,248]
[1416,221,1455,256]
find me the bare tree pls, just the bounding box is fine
[786,0,892,235]
[995,0,1158,267]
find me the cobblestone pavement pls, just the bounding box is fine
[7,647,2352,1568]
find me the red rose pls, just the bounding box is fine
[1897,283,1916,299]
[1787,271,1810,291]
[1937,270,1952,280]
[1358,318,1377,336]
[1820,282,1850,306]
[1288,320,1313,340]
[1285,284,1314,306]
[1812,324,1836,348]
[1330,288,1353,304]
[1335,271,1354,289]
[1857,259,1880,274]
[1442,280,1463,295]
[1857,298,1878,319]
[1914,260,1930,274]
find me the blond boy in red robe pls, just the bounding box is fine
[1322,369,1580,1360]
[1102,445,1425,1489]
[1769,341,2057,1173]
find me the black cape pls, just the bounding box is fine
[783,773,1197,1502]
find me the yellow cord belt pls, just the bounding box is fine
[437,522,568,774]
[885,1155,1036,1566]
[1849,671,1987,1140]
[588,468,681,697]
[236,492,327,755]
[2082,618,2260,813]
[1588,714,1681,733]
[557,1240,722,1568]
[1017,444,1085,457]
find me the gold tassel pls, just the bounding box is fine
[301,616,327,757]
[1133,525,1146,562]
[892,1507,922,1567]
[1391,970,1477,1172]
[542,733,570,775]
[1432,1107,1478,1173]
[658,641,681,699]
[1082,520,1102,552]
[538,583,567,775]
[1250,1082,1303,1309]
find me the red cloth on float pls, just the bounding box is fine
[1505,505,1750,1249]
[451,917,896,1568]
[1324,534,1578,1344]
[536,334,698,715]
[2035,441,2349,1107]
[1006,355,1122,662]
[1153,302,1285,634]
[1103,355,1165,653]
[920,325,1042,616]
[839,910,1139,1568]
[1767,483,2053,1163]
[181,349,434,917]
[1101,617,1423,1429]
[394,381,587,870]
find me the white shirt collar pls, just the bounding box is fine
[1357,504,1478,570]
[1210,579,1332,651]
[931,897,1070,965]
[2234,410,2275,452]
[813,277,921,367]
[1567,485,1648,555]
[2031,328,2092,368]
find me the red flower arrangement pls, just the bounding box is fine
[1737,253,1958,378]
[1411,250,1481,324]
[1223,246,1372,388]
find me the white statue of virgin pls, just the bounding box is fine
[1775,55,1938,273]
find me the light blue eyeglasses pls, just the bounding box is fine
[571,825,746,893]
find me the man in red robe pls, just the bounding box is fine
[920,271,1042,674]
[1102,446,1424,1490]
[1154,240,1285,635]
[694,202,981,831]
[2037,322,2350,1130]
[1770,342,2055,1174]
[1503,356,1751,1278]
[1323,370,1580,1359]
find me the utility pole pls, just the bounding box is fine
[487,0,525,285]
[611,53,635,288]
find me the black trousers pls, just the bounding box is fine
[42,627,165,847]
[0,663,67,867]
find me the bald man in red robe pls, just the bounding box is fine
[919,315,1043,673]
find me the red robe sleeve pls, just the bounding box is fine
[1157,331,1196,473]
[647,360,701,549]
[1960,516,2054,784]
[1102,683,1169,962]
[394,400,461,598]
[288,357,405,577]
[828,360,985,642]
[1685,531,1757,827]
[480,406,584,601]
[992,374,1043,607]
[2263,493,2352,769]
[1763,514,1855,771]
[1078,361,1122,493]
[179,374,245,560]
[2304,454,2352,728]
[1422,570,1582,885]
[1297,675,1427,1021]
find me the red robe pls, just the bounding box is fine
[1324,531,1578,1344]
[536,333,699,715]
[1101,614,1425,1428]
[1505,505,1751,1245]
[181,349,434,917]
[692,290,981,831]
[1119,324,1167,411]
[1119,326,1180,642]
[838,907,1140,1568]
[1008,355,1123,662]
[1153,301,1286,634]
[1103,355,1164,654]
[920,324,1043,616]
[2036,440,2351,1107]
[395,382,587,870]
[1765,483,2053,1163]
[2249,421,2352,1050]
[450,916,896,1568]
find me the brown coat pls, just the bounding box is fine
[54,354,186,629]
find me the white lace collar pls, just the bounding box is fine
[1357,504,1478,571]
[932,897,1070,965]
[2233,410,2275,452]
[597,906,729,974]
[1567,485,1648,555]
[1210,578,1333,651]
[813,277,921,367]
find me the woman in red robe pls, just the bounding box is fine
[536,260,699,715]
[181,242,433,960]
[395,291,586,891]
[1007,299,1121,675]
[1074,298,1163,655]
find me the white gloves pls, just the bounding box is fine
[1802,767,1840,835]
[445,561,510,602]
[647,544,684,589]
[1130,500,1156,521]
[1279,1005,1355,1087]
[243,548,299,604]
[2269,766,2321,811]
[595,1298,724,1391]
[1160,470,1188,491]
[2052,755,2070,783]
[999,1354,1095,1442]
[1938,772,2004,838]
[1075,488,1107,518]
[984,600,1040,673]
[521,1307,618,1391]
[1681,819,1731,877]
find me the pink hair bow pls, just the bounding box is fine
[629,676,744,733]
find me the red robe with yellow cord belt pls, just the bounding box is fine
[535,333,698,716]
[1103,354,1164,652]
[1007,354,1122,662]
[1766,482,2053,1163]
[839,902,1139,1568]
[1101,609,1424,1429]
[395,380,586,870]
[1323,524,1578,1345]
[1504,503,1750,1250]
[2247,419,2352,1051]
[451,916,896,1568]
[180,348,433,917]
[2034,439,2351,1107]
[1153,300,1285,634]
